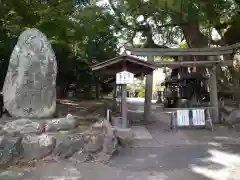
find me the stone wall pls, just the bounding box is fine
[0,115,133,168]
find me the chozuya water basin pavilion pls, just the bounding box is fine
[91,53,157,127]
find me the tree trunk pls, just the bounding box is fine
[56,83,70,99]
[95,77,100,100]
[229,66,240,107]
[181,23,209,48]
[112,83,117,111]
[223,22,240,106]
[180,22,210,93]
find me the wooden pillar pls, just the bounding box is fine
[208,56,219,123]
[119,85,122,113]
[112,83,117,111]
[144,55,154,123]
[121,84,128,128]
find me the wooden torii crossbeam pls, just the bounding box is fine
[125,45,236,123]
[125,43,240,55]
[155,60,232,68]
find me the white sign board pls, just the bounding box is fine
[116,71,134,84]
[176,110,190,126]
[192,109,205,126]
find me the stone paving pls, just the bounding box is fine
[2,100,240,180]
[131,126,153,140]
[2,143,240,180]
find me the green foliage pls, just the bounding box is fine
[107,0,238,47]
[2,0,240,100]
[178,40,188,48]
[0,0,118,98]
[138,87,145,98]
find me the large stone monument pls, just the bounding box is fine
[2,28,57,118]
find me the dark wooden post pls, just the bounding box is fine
[95,75,100,100]
[157,91,162,103]
[208,56,219,123]
[144,55,154,123]
[121,84,128,127]
[119,85,122,113]
[112,82,117,111]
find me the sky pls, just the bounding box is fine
[96,0,108,6]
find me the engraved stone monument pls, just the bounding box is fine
[2,28,57,118]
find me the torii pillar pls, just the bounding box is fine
[144,55,154,123]
[208,56,219,123]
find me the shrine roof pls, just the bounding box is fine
[91,55,157,75]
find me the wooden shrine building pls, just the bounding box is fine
[91,54,157,127]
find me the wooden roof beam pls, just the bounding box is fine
[91,55,157,72]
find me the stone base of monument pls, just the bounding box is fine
[0,114,133,168]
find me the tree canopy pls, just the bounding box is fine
[0,0,118,98]
[1,0,240,100]
[104,0,240,103]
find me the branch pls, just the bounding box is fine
[107,0,133,30]
[156,23,179,29]
[210,39,226,46]
[215,22,229,32]
[117,30,138,51]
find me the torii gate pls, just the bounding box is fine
[125,45,234,123]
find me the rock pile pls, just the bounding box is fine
[220,106,240,128]
[0,116,133,168]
